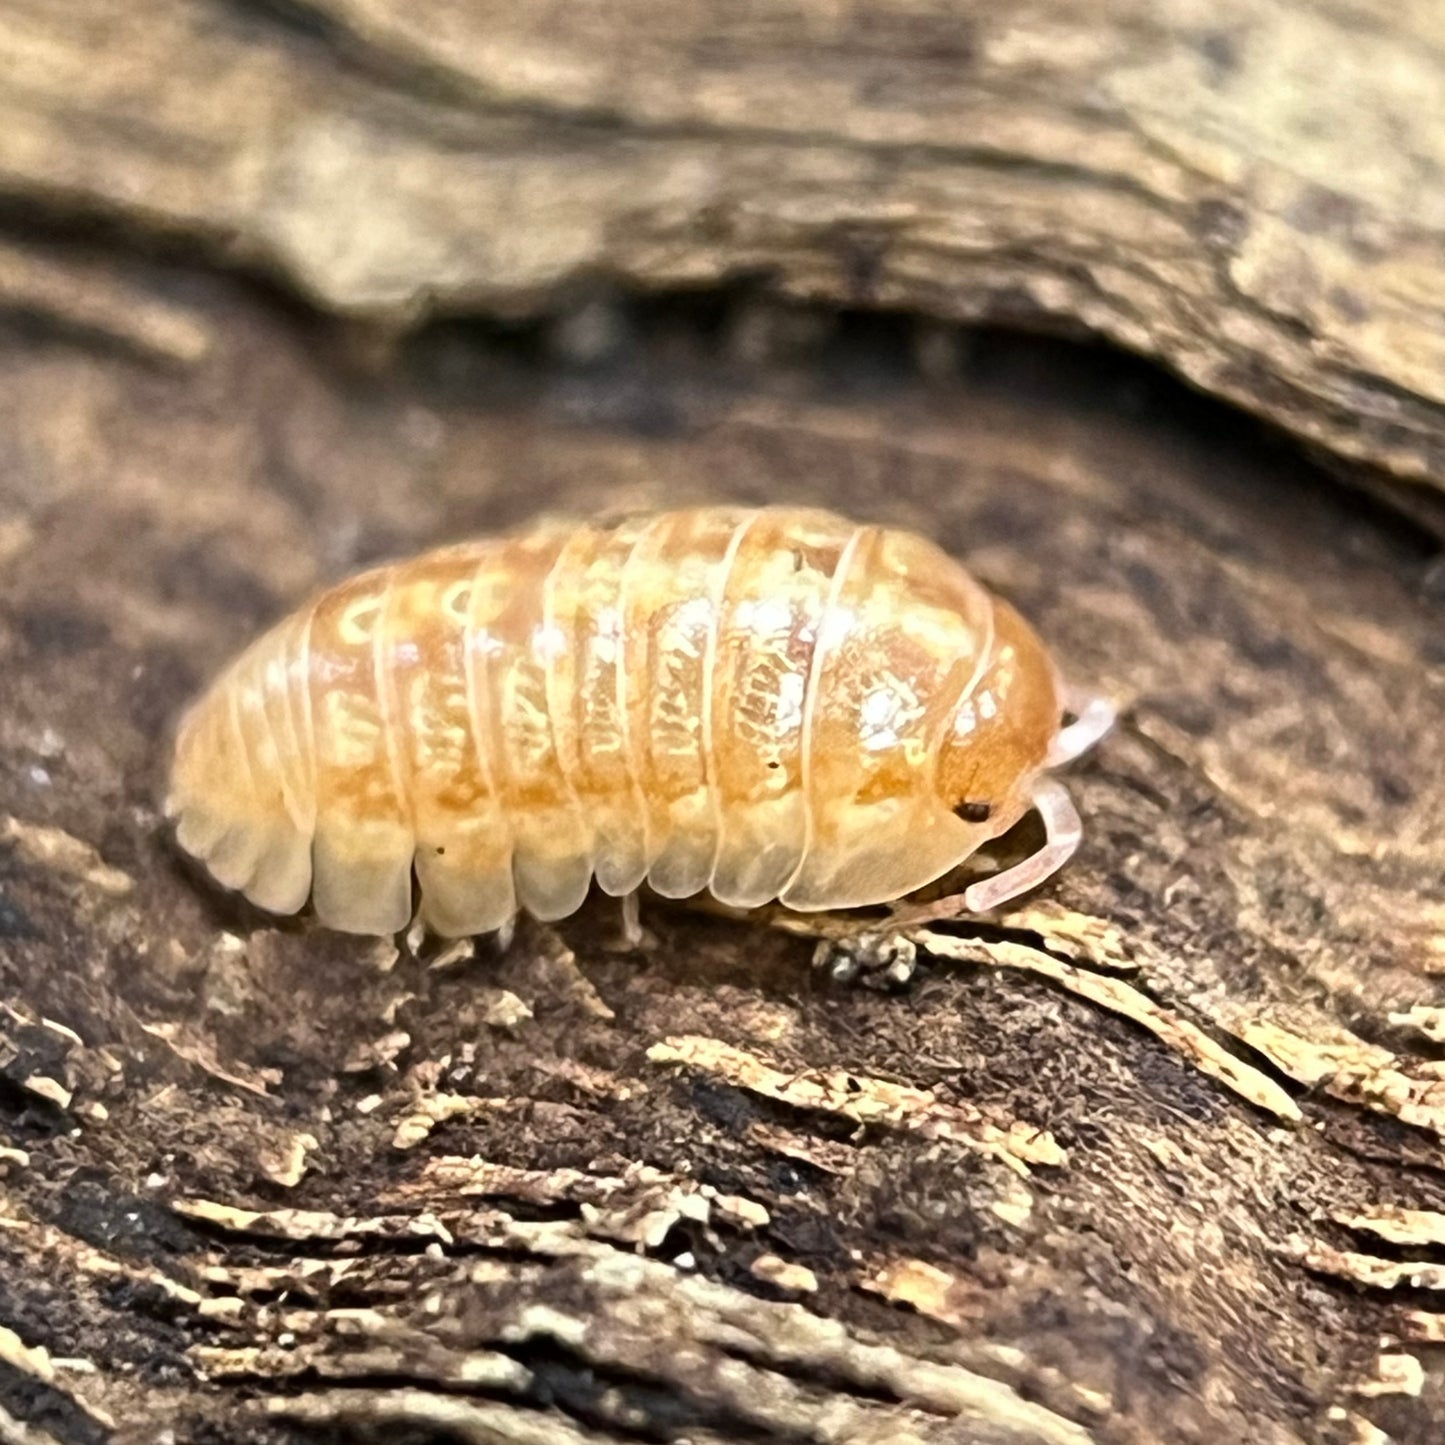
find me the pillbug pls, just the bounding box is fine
[167,506,1111,937]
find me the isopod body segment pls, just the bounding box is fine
[168,506,1106,936]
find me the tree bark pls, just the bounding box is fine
[1,5,1445,1444]
[6,0,1445,512]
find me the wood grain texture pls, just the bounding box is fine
[3,0,1445,507]
[0,253,1443,1441]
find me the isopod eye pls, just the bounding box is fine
[954,801,992,824]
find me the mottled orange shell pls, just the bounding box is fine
[168,506,1064,935]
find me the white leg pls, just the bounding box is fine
[620,891,643,949]
[962,777,1082,914]
[1047,689,1115,768]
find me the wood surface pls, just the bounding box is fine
[6,0,1445,512]
[2,3,1445,1443]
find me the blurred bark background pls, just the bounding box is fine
[1,1,1444,1442]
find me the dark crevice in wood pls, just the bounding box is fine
[0,1364,110,1445]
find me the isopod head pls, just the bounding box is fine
[933,597,1064,850]
[773,565,1069,913]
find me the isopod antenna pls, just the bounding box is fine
[1047,688,1116,768]
[962,776,1083,914]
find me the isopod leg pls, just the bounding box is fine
[962,776,1082,914]
[1046,688,1115,768]
[620,890,643,948]
[602,891,657,954]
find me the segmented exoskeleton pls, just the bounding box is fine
[168,506,1109,936]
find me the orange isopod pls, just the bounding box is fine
[167,507,1110,936]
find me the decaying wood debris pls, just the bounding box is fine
[1,2,1445,1442]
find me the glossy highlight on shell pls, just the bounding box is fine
[167,506,1105,936]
